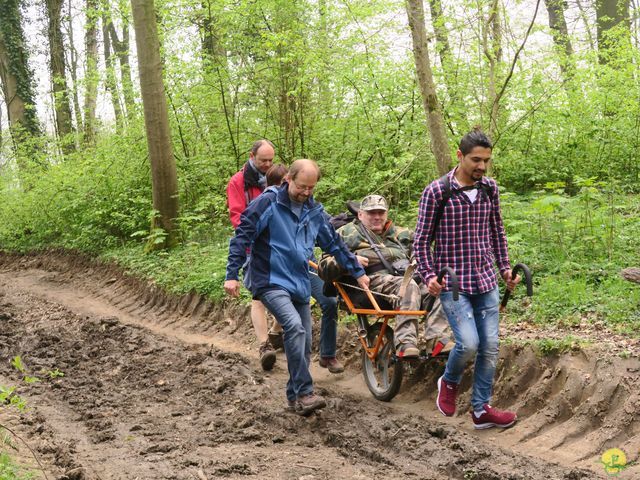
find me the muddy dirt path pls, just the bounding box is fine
[0,253,638,479]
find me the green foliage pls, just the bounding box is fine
[10,356,39,386]
[46,369,64,380]
[0,450,34,480]
[101,237,232,302]
[500,186,640,334]
[0,386,26,412]
[531,336,588,357]
[0,0,637,339]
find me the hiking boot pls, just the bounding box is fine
[472,404,517,429]
[268,330,284,350]
[319,357,344,374]
[259,341,276,371]
[285,399,296,412]
[436,376,458,417]
[295,393,327,416]
[396,342,420,359]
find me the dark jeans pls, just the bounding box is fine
[309,271,338,358]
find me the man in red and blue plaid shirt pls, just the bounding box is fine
[414,128,520,430]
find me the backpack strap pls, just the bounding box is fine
[430,174,494,244]
[356,223,397,274]
[430,174,453,244]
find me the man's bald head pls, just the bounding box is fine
[286,159,321,203]
[288,159,321,182]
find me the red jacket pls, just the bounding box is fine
[226,162,264,229]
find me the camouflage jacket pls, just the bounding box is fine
[318,220,413,281]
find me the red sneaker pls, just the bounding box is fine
[436,376,458,417]
[472,404,517,429]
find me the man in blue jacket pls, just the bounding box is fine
[225,159,370,416]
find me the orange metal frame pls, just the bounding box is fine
[309,260,426,361]
[334,282,426,361]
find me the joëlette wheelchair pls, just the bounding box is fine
[319,262,533,402]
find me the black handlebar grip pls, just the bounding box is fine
[500,263,533,309]
[424,266,459,311]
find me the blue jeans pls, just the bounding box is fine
[309,272,338,359]
[440,287,500,411]
[260,288,313,402]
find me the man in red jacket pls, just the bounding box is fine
[227,140,275,229]
[226,140,276,370]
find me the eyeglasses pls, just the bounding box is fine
[291,179,316,193]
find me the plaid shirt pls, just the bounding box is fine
[414,168,510,295]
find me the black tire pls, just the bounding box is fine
[361,319,403,402]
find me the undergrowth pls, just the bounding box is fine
[0,155,639,336]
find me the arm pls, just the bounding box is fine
[488,180,511,275]
[225,192,273,284]
[413,184,439,285]
[316,220,366,280]
[226,173,246,230]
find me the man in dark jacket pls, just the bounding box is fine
[225,159,369,416]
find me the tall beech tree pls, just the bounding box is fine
[543,0,574,79]
[405,0,452,175]
[427,0,468,133]
[102,7,124,130]
[46,0,74,148]
[596,0,631,63]
[83,0,99,145]
[107,3,136,119]
[0,0,43,174]
[131,0,179,249]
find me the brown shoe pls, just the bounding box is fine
[295,392,327,416]
[285,399,296,412]
[259,341,276,371]
[396,342,419,359]
[268,330,284,350]
[319,357,344,374]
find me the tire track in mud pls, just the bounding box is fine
[0,252,636,479]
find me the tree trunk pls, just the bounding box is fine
[543,0,574,79]
[596,0,631,63]
[199,0,238,160]
[484,0,503,141]
[131,0,179,249]
[0,1,43,175]
[46,0,74,150]
[405,0,452,175]
[109,19,136,118]
[102,11,123,130]
[67,0,83,133]
[427,0,468,133]
[83,0,99,145]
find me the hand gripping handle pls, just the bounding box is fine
[500,263,533,310]
[424,266,459,311]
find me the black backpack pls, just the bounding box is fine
[430,174,494,243]
[328,200,360,230]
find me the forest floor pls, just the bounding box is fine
[0,253,639,480]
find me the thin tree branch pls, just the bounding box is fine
[0,423,49,480]
[491,0,541,112]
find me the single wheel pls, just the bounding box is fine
[361,319,403,401]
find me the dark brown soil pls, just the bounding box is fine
[0,252,638,480]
